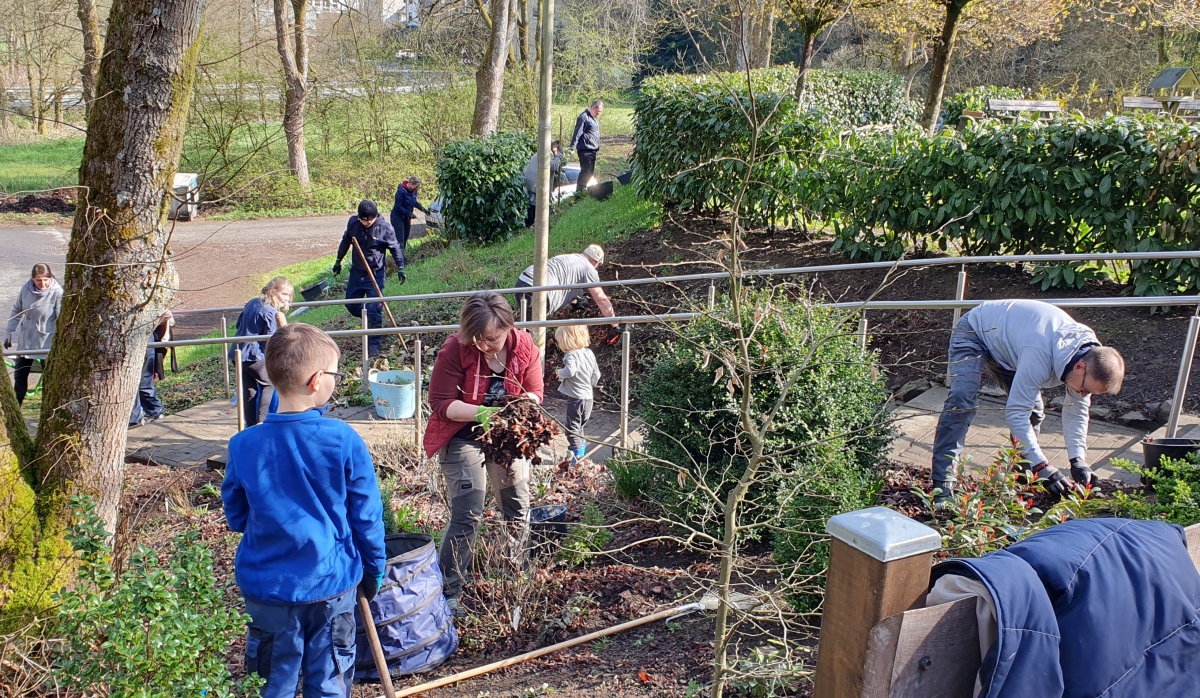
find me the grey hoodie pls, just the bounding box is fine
[556,348,601,400]
[6,278,63,356]
[965,299,1099,465]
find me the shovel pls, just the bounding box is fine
[358,588,397,698]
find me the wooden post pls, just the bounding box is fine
[813,506,942,698]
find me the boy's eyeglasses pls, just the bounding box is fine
[311,370,345,387]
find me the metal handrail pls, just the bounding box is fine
[165,250,1200,316]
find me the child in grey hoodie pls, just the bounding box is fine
[554,325,601,463]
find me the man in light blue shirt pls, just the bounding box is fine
[932,300,1125,501]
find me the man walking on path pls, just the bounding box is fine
[333,200,405,358]
[570,100,603,193]
[391,176,430,254]
[932,299,1125,502]
[515,245,616,324]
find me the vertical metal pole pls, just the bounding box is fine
[947,266,968,386]
[221,315,230,399]
[619,326,631,450]
[707,281,716,310]
[361,308,371,394]
[520,296,528,326]
[234,348,245,432]
[413,334,423,447]
[857,316,868,351]
[1167,315,1200,437]
[531,0,556,363]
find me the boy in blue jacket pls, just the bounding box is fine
[222,323,387,698]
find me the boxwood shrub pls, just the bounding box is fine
[631,288,893,606]
[435,130,536,243]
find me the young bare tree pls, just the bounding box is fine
[76,0,101,115]
[273,0,312,190]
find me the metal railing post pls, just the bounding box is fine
[947,265,968,386]
[520,296,528,325]
[361,308,370,394]
[857,316,868,351]
[707,281,716,310]
[619,326,631,451]
[234,347,245,432]
[221,316,230,399]
[413,335,423,446]
[1167,314,1200,437]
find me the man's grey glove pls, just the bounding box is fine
[1032,462,1070,496]
[332,261,343,276]
[1069,458,1098,488]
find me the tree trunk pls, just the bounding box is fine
[471,0,512,136]
[1156,25,1169,66]
[754,9,775,69]
[0,65,10,132]
[32,0,206,534]
[523,0,535,70]
[77,0,102,116]
[35,70,46,134]
[274,0,311,191]
[793,30,817,103]
[921,0,969,134]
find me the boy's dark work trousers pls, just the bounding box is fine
[243,587,357,698]
[129,347,165,425]
[345,267,386,354]
[241,360,274,427]
[12,357,39,404]
[576,149,598,192]
[564,398,593,452]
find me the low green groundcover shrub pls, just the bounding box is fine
[54,497,260,697]
[627,288,892,608]
[435,130,536,244]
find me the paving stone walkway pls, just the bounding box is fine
[890,385,1200,485]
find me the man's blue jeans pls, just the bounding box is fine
[129,346,164,425]
[243,588,357,698]
[345,268,386,353]
[932,317,1044,483]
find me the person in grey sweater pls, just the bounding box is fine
[4,263,63,404]
[932,299,1125,501]
[554,324,601,463]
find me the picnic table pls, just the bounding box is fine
[987,98,1062,122]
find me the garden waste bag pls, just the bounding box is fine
[354,533,458,681]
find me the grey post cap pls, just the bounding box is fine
[826,506,942,562]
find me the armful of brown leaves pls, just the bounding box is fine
[478,399,561,473]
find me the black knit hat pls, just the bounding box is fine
[358,200,379,219]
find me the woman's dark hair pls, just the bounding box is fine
[459,292,514,344]
[31,263,53,279]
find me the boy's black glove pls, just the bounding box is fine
[1069,457,1098,488]
[1032,462,1070,496]
[332,261,343,276]
[359,572,382,602]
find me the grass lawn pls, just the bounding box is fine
[0,136,84,194]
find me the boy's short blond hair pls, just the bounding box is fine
[554,324,590,353]
[265,324,341,395]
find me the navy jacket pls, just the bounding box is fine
[390,183,428,229]
[222,409,387,605]
[570,109,600,152]
[336,216,404,272]
[229,297,277,363]
[932,518,1200,698]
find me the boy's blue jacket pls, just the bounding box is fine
[932,518,1200,698]
[222,409,387,605]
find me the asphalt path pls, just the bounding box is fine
[1,215,348,338]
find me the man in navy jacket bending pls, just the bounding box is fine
[333,200,404,358]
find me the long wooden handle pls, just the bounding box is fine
[358,589,397,698]
[390,604,688,697]
[348,236,407,352]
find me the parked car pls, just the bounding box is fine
[425,163,589,230]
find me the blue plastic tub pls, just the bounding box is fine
[369,369,416,420]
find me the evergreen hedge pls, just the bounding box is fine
[435,131,536,243]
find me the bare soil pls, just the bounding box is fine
[0,190,75,215]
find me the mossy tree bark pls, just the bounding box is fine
[28,0,206,538]
[471,0,513,136]
[920,0,972,134]
[76,0,103,115]
[273,0,311,191]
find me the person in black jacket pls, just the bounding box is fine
[333,200,405,358]
[390,175,430,254]
[570,100,603,193]
[129,311,174,427]
[523,141,563,226]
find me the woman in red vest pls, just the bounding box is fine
[424,292,543,616]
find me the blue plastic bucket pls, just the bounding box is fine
[369,370,417,420]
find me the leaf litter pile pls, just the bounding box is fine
[479,399,560,472]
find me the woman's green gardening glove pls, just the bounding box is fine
[476,405,503,426]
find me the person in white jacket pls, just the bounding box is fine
[4,263,63,404]
[553,324,601,463]
[932,299,1125,501]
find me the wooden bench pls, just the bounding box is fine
[1178,99,1200,122]
[987,98,1062,121]
[1123,96,1165,113]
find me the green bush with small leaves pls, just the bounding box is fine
[54,496,260,697]
[435,130,536,244]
